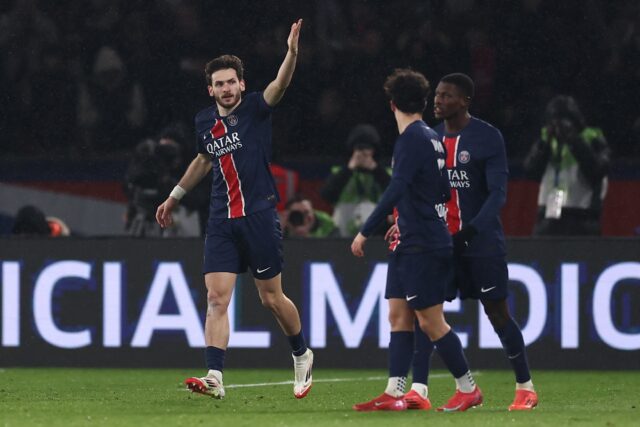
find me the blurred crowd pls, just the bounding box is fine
[1,0,638,162]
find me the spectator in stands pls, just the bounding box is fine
[282,195,339,238]
[77,46,147,152]
[11,205,70,237]
[524,95,611,235]
[321,124,391,237]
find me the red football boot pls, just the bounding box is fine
[353,393,408,411]
[437,387,483,412]
[508,389,538,411]
[403,389,432,410]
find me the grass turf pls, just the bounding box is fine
[0,368,637,426]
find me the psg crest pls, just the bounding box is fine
[458,150,470,164]
[227,115,238,126]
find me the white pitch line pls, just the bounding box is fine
[224,371,481,389]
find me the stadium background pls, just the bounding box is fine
[0,0,639,371]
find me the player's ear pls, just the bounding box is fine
[390,101,396,112]
[207,85,214,97]
[239,80,246,92]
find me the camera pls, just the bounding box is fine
[288,210,305,226]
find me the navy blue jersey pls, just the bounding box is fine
[361,120,451,252]
[434,116,508,257]
[195,92,279,219]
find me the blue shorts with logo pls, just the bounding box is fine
[446,255,509,301]
[203,208,283,280]
[385,248,454,310]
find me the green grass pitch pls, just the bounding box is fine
[0,368,637,426]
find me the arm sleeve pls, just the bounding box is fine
[360,137,420,237]
[360,178,407,237]
[468,131,508,231]
[320,166,353,203]
[256,91,275,115]
[195,114,207,155]
[568,134,610,186]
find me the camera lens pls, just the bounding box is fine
[288,210,305,226]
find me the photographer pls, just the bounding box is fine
[282,195,339,238]
[124,138,182,236]
[320,124,391,237]
[524,95,610,235]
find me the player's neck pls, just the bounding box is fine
[445,112,471,134]
[216,98,242,117]
[395,112,423,134]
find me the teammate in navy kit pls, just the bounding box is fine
[156,19,313,400]
[351,68,481,412]
[406,73,538,411]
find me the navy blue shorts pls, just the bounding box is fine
[446,255,509,301]
[203,208,283,280]
[385,249,454,310]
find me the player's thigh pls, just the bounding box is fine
[388,297,415,331]
[240,209,283,280]
[203,218,246,275]
[204,272,237,307]
[463,256,509,300]
[395,250,453,311]
[385,253,403,299]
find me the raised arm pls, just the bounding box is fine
[156,153,212,228]
[263,19,303,107]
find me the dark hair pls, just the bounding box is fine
[346,124,381,153]
[11,205,51,236]
[205,55,244,85]
[544,95,586,130]
[285,194,310,210]
[383,68,430,114]
[440,73,475,99]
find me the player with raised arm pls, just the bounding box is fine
[156,19,313,400]
[405,73,538,411]
[350,68,482,412]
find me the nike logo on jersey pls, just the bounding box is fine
[257,267,271,274]
[406,295,418,301]
[481,286,496,293]
[508,352,521,360]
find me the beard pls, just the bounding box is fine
[216,91,241,109]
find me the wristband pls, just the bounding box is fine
[169,185,186,200]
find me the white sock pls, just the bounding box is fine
[293,349,309,360]
[516,380,534,391]
[410,382,428,398]
[384,376,407,398]
[207,369,223,383]
[454,371,476,393]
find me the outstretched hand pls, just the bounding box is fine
[287,19,303,55]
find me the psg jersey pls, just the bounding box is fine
[434,116,508,257]
[361,120,451,252]
[195,92,279,219]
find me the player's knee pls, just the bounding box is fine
[258,291,280,310]
[483,305,509,330]
[207,289,231,311]
[388,312,412,330]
